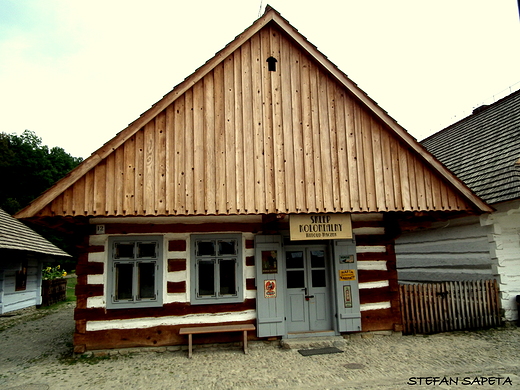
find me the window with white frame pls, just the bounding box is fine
[190,234,243,305]
[107,236,163,309]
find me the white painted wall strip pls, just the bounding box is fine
[164,293,187,304]
[88,252,105,263]
[86,309,257,331]
[166,271,187,283]
[353,227,385,235]
[360,302,391,311]
[359,280,389,289]
[357,261,387,270]
[87,274,104,285]
[356,245,386,253]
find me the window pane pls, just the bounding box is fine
[218,240,236,255]
[115,243,134,259]
[138,262,156,299]
[312,270,326,288]
[219,259,236,295]
[198,260,215,296]
[286,251,304,269]
[197,241,216,256]
[310,250,325,268]
[287,270,305,288]
[137,242,157,259]
[115,263,133,300]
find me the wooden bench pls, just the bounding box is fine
[179,324,256,358]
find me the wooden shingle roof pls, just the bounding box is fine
[422,89,520,205]
[0,208,70,257]
[14,6,491,220]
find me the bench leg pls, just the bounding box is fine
[243,330,248,354]
[188,334,193,358]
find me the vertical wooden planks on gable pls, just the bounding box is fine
[310,62,323,211]
[361,111,376,211]
[234,49,245,213]
[381,123,394,210]
[156,111,167,215]
[204,72,216,215]
[334,88,350,212]
[143,121,156,215]
[224,54,237,214]
[123,135,136,215]
[261,28,275,213]
[192,80,205,214]
[353,104,367,211]
[398,145,411,211]
[290,43,306,212]
[371,118,385,210]
[184,89,194,214]
[114,146,125,215]
[406,149,418,210]
[328,81,340,211]
[414,158,427,210]
[104,153,115,215]
[72,176,86,216]
[241,40,255,214]
[134,128,145,215]
[390,137,403,211]
[251,33,265,213]
[300,54,314,212]
[93,160,106,215]
[214,63,226,213]
[318,71,333,211]
[85,169,95,216]
[174,97,186,215]
[344,94,358,211]
[165,104,175,214]
[270,27,285,213]
[280,34,296,213]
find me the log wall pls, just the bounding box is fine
[74,215,400,352]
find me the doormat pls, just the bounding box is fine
[298,347,344,356]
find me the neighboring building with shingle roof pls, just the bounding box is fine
[0,207,70,314]
[422,89,520,205]
[396,89,520,321]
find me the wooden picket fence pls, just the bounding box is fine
[399,280,501,335]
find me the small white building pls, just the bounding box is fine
[396,89,520,322]
[0,207,70,314]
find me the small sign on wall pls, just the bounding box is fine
[264,280,277,298]
[261,250,278,274]
[339,269,356,281]
[343,285,353,308]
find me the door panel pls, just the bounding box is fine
[286,246,332,333]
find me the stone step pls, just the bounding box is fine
[280,335,347,350]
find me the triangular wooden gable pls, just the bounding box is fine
[16,7,491,219]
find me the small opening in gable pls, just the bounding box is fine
[267,57,278,72]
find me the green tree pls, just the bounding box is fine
[0,130,83,214]
[0,130,83,265]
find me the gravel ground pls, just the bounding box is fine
[1,302,520,390]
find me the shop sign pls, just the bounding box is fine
[339,269,356,281]
[289,214,352,241]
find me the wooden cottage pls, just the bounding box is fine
[15,7,491,353]
[0,207,70,314]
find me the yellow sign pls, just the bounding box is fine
[339,269,356,281]
[289,214,352,241]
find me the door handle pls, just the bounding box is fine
[305,295,314,300]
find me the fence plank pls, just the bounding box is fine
[399,280,501,335]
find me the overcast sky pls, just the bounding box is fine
[1,0,519,159]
